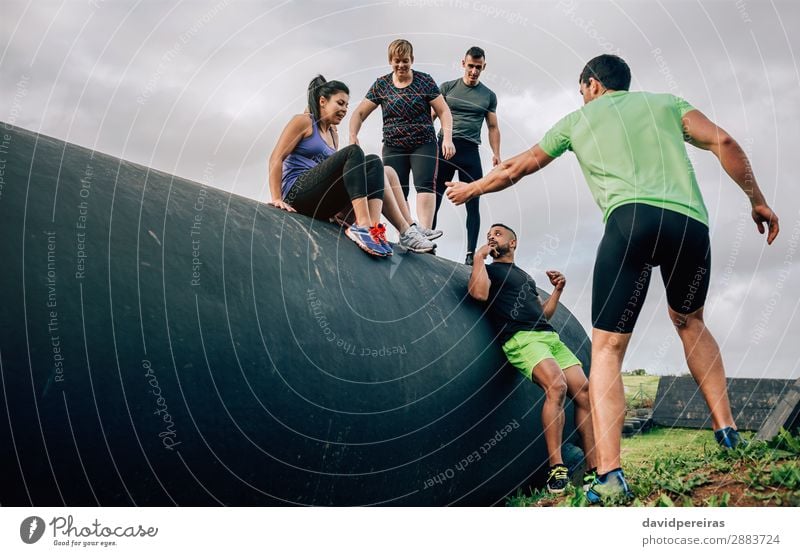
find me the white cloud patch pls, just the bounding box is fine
[2,0,799,377]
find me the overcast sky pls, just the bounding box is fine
[2,0,798,379]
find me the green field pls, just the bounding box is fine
[622,373,660,409]
[622,426,708,467]
[506,372,800,507]
[508,426,800,507]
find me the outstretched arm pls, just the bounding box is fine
[446,144,555,205]
[467,244,494,302]
[348,99,379,145]
[682,109,779,244]
[541,270,565,320]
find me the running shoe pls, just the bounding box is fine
[464,252,474,266]
[715,427,745,449]
[413,223,443,240]
[345,224,387,257]
[586,468,633,504]
[399,225,435,253]
[371,223,393,256]
[545,464,570,494]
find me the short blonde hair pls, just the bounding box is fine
[388,39,413,61]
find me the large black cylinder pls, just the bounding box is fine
[0,123,590,506]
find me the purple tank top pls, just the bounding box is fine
[281,117,337,198]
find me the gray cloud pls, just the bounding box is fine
[2,0,798,378]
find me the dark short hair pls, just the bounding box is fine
[490,223,517,241]
[307,75,349,123]
[465,46,485,60]
[579,54,631,91]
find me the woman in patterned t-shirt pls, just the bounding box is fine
[349,39,455,236]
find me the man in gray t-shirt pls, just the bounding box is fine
[433,46,502,265]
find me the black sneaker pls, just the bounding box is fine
[546,464,570,494]
[464,252,474,266]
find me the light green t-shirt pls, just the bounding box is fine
[539,91,708,225]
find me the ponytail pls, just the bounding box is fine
[307,75,350,123]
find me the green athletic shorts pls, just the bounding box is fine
[502,330,582,380]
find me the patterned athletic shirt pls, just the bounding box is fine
[365,71,440,149]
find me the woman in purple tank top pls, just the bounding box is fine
[269,75,389,256]
[268,75,436,256]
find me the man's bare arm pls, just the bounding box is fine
[446,144,554,205]
[541,270,565,320]
[683,109,779,244]
[485,111,501,167]
[467,244,493,302]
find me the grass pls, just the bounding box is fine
[506,427,800,507]
[622,372,660,409]
[507,371,800,507]
[621,426,708,467]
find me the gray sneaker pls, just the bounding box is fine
[399,225,436,253]
[413,223,443,240]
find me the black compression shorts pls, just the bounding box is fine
[592,203,711,334]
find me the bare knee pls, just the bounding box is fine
[669,306,705,331]
[384,165,399,182]
[592,330,629,357]
[571,381,590,408]
[543,376,568,405]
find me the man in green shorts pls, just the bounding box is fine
[468,223,597,494]
[449,54,780,503]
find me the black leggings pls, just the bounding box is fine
[592,203,711,334]
[433,138,483,253]
[382,141,438,197]
[285,144,384,220]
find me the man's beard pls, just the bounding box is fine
[492,243,511,257]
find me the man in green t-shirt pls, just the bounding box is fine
[446,54,780,503]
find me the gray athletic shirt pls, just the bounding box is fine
[438,78,497,144]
